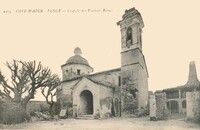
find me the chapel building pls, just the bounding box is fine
[57,7,149,118]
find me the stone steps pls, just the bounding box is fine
[76,114,94,120]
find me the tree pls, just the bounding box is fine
[0,60,60,109]
[41,76,60,117]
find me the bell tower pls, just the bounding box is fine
[117,7,148,116]
[117,7,144,52]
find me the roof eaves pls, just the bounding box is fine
[86,77,116,89]
[89,68,121,77]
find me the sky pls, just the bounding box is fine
[0,0,200,100]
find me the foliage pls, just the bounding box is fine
[26,101,52,116]
[59,94,73,108]
[1,101,31,124]
[121,74,139,115]
[0,60,59,108]
[0,99,4,123]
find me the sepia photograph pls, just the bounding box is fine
[0,0,200,129]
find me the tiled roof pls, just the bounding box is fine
[158,83,200,92]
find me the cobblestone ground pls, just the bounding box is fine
[1,116,199,130]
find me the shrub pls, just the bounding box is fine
[1,101,31,124]
[26,101,51,116]
[0,100,4,123]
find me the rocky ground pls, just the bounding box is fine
[0,116,199,130]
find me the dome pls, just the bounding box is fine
[66,47,91,67]
[66,55,90,66]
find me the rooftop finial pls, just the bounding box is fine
[74,47,82,55]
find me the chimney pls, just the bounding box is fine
[186,61,199,86]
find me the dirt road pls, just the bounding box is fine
[1,116,199,130]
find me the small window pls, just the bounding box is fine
[77,69,81,75]
[66,70,68,73]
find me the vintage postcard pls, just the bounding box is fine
[0,0,200,130]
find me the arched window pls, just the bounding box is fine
[126,27,133,48]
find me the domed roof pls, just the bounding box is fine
[65,47,91,67]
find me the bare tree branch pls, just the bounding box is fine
[41,75,60,116]
[0,89,12,99]
[0,60,60,109]
[0,70,14,92]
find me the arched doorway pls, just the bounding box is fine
[80,90,93,115]
[167,100,179,113]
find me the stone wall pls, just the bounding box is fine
[27,101,59,115]
[155,92,168,120]
[186,91,200,122]
[149,94,156,120]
